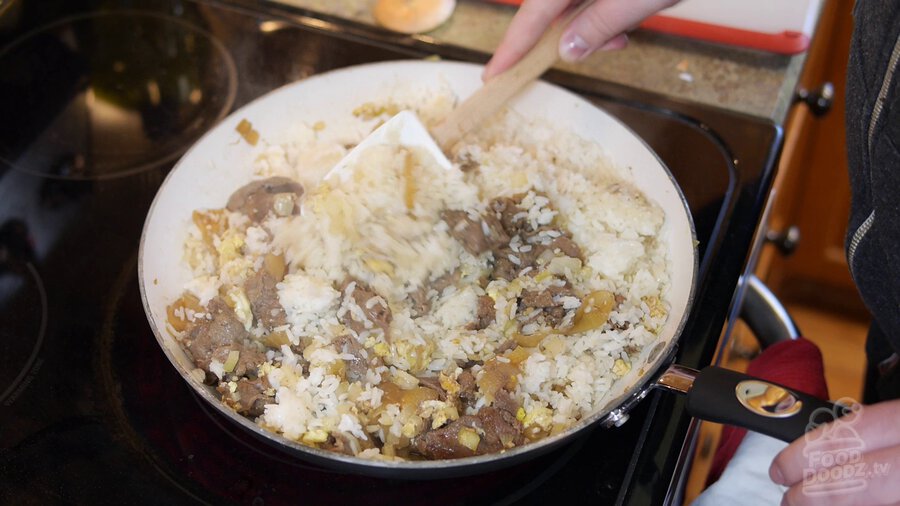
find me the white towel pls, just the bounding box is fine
[691,431,789,506]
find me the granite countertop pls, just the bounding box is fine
[272,0,812,123]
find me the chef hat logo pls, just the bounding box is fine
[804,397,862,437]
[800,399,869,496]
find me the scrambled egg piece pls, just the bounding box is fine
[612,358,631,378]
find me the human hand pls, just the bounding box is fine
[483,0,680,80]
[769,398,900,505]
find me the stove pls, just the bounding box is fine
[0,1,782,504]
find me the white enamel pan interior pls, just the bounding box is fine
[138,60,698,477]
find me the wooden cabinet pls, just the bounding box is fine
[684,1,866,502]
[756,0,867,317]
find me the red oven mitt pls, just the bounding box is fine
[705,336,829,486]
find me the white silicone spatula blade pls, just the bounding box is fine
[326,110,452,181]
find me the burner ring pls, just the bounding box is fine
[187,387,342,473]
[0,10,237,180]
[0,262,48,406]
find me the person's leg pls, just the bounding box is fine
[863,323,900,403]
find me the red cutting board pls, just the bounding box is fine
[485,0,823,55]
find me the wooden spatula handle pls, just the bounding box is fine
[431,2,591,150]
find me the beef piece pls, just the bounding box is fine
[323,435,352,456]
[323,431,377,456]
[412,406,524,459]
[340,279,392,337]
[489,196,528,236]
[492,243,540,281]
[491,238,545,281]
[218,377,272,417]
[187,298,249,371]
[226,176,304,222]
[412,415,481,459]
[453,149,480,173]
[334,334,369,383]
[491,252,520,282]
[244,270,287,330]
[187,298,266,378]
[482,213,509,246]
[206,341,266,378]
[491,192,572,241]
[284,344,313,374]
[520,289,554,308]
[491,388,521,416]
[442,210,482,255]
[457,369,477,408]
[408,269,460,316]
[466,295,496,331]
[476,406,524,452]
[495,339,517,355]
[518,282,577,328]
[408,289,431,317]
[484,192,588,286]
[520,283,576,309]
[549,236,583,260]
[486,193,584,282]
[416,375,447,401]
[433,270,460,295]
[202,371,219,386]
[546,305,568,326]
[235,346,266,378]
[611,321,631,332]
[441,210,508,256]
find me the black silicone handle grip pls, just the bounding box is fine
[685,366,844,442]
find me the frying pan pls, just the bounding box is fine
[139,60,838,478]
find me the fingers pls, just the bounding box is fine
[770,399,900,487]
[559,0,679,62]
[484,0,680,81]
[483,0,571,80]
[778,444,900,506]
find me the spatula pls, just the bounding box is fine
[326,1,591,180]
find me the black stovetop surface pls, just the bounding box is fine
[0,1,782,504]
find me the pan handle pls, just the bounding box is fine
[657,365,850,442]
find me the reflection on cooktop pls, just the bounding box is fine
[0,10,237,180]
[0,219,47,406]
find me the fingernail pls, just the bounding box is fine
[598,39,619,51]
[599,34,628,52]
[770,464,785,485]
[559,31,591,62]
